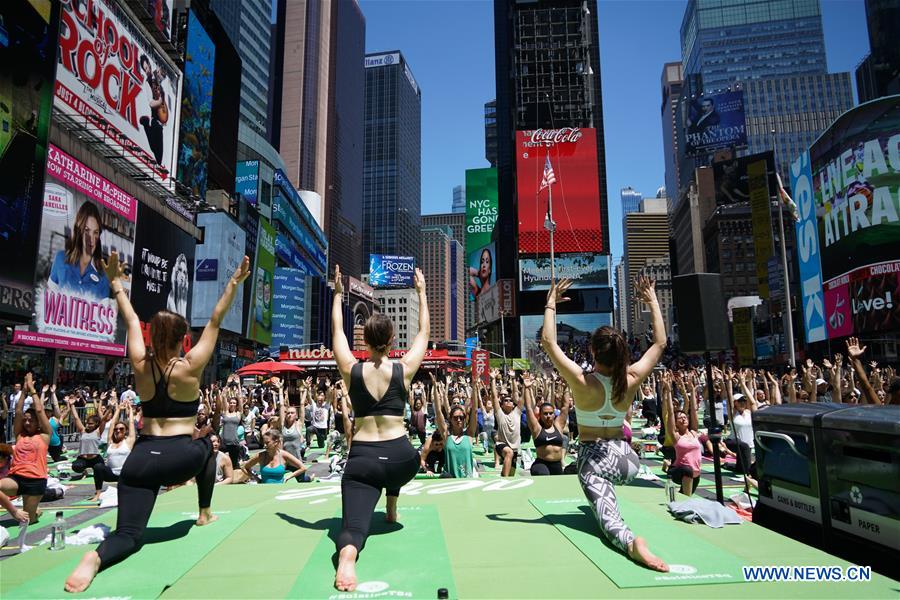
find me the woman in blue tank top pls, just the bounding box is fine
[240,430,309,484]
[541,275,669,573]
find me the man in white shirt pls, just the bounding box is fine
[120,384,137,405]
[6,383,23,441]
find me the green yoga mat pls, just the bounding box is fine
[530,498,747,589]
[4,508,255,599]
[288,504,457,599]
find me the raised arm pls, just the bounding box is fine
[846,337,881,405]
[767,372,783,405]
[184,256,251,375]
[107,403,122,443]
[511,374,523,410]
[540,279,587,386]
[522,373,540,436]
[627,276,667,386]
[400,268,430,384]
[466,381,480,438]
[556,387,571,432]
[433,377,448,438]
[103,252,145,368]
[489,370,501,416]
[69,395,85,433]
[831,354,844,402]
[331,265,358,382]
[125,404,137,448]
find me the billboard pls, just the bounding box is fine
[176,10,215,200]
[247,219,275,345]
[369,254,415,289]
[56,0,182,185]
[684,90,747,157]
[235,160,260,204]
[0,0,61,319]
[733,307,754,366]
[516,128,603,254]
[712,150,777,206]
[748,158,774,299]
[476,279,516,324]
[801,96,900,339]
[144,0,174,40]
[471,349,490,387]
[519,312,611,373]
[791,151,827,344]
[465,168,498,300]
[132,205,195,322]
[271,268,306,351]
[13,145,137,356]
[519,254,609,292]
[191,212,245,333]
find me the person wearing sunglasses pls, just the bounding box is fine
[490,370,523,477]
[523,373,569,476]
[90,401,136,502]
[432,374,479,478]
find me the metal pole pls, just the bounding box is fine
[772,129,796,368]
[705,351,725,504]
[548,183,556,282]
[777,200,796,368]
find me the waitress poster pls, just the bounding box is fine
[14,145,136,355]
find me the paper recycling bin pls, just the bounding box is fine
[820,405,900,558]
[752,402,846,545]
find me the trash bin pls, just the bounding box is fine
[820,405,900,563]
[752,402,847,545]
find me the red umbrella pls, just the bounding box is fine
[235,361,304,376]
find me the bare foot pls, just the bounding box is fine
[195,508,219,526]
[65,551,101,593]
[385,498,398,523]
[335,545,358,591]
[628,537,669,572]
[29,508,43,525]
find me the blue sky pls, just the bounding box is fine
[360,0,870,263]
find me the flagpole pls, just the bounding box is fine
[548,183,555,283]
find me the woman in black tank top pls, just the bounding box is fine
[329,265,430,593]
[523,374,569,475]
[65,252,250,593]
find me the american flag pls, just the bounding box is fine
[775,173,799,222]
[539,155,557,191]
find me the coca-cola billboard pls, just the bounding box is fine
[516,127,604,254]
[55,0,182,186]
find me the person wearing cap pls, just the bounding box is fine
[723,368,757,487]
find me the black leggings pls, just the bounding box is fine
[530,457,564,476]
[48,443,65,462]
[92,463,120,491]
[410,427,426,446]
[95,434,215,568]
[338,436,420,552]
[72,455,104,475]
[223,443,241,469]
[724,438,756,477]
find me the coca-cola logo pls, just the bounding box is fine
[528,128,582,145]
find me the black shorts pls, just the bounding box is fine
[668,465,699,486]
[495,442,519,461]
[11,474,48,497]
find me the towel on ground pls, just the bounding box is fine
[667,497,742,528]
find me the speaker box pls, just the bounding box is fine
[672,273,730,352]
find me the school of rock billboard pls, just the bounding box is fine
[14,145,137,356]
[794,96,900,341]
[0,0,61,319]
[56,0,182,185]
[515,127,604,255]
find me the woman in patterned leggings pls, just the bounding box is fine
[540,275,668,572]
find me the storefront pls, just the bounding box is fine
[0,339,51,390]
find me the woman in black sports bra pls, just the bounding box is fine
[65,251,250,593]
[522,373,569,475]
[330,265,430,593]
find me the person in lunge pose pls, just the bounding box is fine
[65,251,250,593]
[541,275,669,572]
[90,401,136,501]
[330,264,429,592]
[432,374,479,478]
[523,372,569,476]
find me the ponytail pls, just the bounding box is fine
[590,326,630,401]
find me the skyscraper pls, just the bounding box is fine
[493,0,611,357]
[422,226,464,343]
[211,0,272,139]
[362,51,423,266]
[621,187,642,215]
[422,212,468,333]
[680,0,827,93]
[660,62,683,204]
[278,0,366,278]
[855,0,900,102]
[484,99,498,167]
[624,198,669,336]
[452,185,466,214]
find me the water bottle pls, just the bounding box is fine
[437,588,449,599]
[665,478,675,504]
[50,511,67,551]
